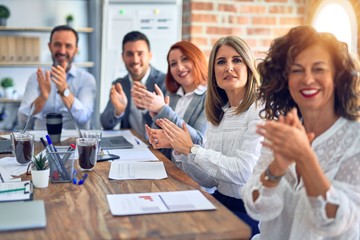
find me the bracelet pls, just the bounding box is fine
[264,166,284,183]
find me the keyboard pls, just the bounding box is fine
[0,139,12,154]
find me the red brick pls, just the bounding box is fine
[265,0,287,2]
[229,15,250,24]
[252,17,277,25]
[190,25,203,34]
[247,28,272,35]
[279,17,304,25]
[297,6,305,14]
[191,37,208,46]
[191,2,213,11]
[192,14,217,23]
[239,6,266,14]
[218,4,237,12]
[206,26,233,35]
[269,6,293,14]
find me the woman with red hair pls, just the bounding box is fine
[133,41,208,159]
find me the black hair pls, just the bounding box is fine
[122,31,150,52]
[49,25,79,46]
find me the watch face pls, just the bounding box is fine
[64,88,70,97]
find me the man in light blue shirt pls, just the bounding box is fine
[18,25,96,130]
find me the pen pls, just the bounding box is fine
[45,135,70,180]
[72,170,77,184]
[78,173,88,185]
[135,138,140,145]
[0,172,4,183]
[61,144,76,165]
[0,187,25,194]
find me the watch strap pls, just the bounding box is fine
[264,166,283,183]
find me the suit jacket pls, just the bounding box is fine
[152,90,208,159]
[100,66,166,132]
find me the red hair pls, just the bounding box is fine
[165,41,208,93]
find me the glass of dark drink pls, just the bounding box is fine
[11,132,34,165]
[76,138,98,171]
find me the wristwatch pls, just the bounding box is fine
[190,144,200,155]
[59,88,71,97]
[264,166,283,183]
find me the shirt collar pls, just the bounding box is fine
[67,64,77,78]
[176,84,207,97]
[129,67,151,85]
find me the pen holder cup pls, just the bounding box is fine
[47,150,75,183]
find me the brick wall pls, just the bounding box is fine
[182,0,360,59]
[182,0,306,58]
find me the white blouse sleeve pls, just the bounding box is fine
[173,106,263,190]
[306,152,360,236]
[241,147,289,221]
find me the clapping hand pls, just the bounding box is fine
[145,124,172,149]
[132,83,170,116]
[110,83,128,116]
[256,108,315,173]
[131,81,147,109]
[50,61,68,94]
[155,118,193,155]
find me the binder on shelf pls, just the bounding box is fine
[0,180,33,202]
[15,36,25,62]
[31,37,40,62]
[6,36,16,62]
[24,37,33,62]
[0,36,7,62]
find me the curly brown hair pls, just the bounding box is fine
[258,25,360,121]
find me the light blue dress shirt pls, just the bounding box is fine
[17,64,96,130]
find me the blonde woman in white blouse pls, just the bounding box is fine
[242,26,360,239]
[156,36,263,237]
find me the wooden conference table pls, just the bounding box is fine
[0,133,250,239]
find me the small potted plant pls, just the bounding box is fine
[66,14,74,27]
[0,77,15,99]
[29,153,50,188]
[0,5,10,26]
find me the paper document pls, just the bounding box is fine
[107,147,158,162]
[107,190,216,216]
[109,161,167,180]
[0,157,28,176]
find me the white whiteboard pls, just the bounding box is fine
[100,1,181,113]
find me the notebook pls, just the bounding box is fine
[0,200,46,231]
[0,180,33,202]
[100,136,133,150]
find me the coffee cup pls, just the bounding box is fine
[76,138,98,171]
[11,132,34,165]
[46,113,63,143]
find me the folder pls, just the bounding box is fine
[0,180,33,202]
[15,36,25,62]
[6,36,16,62]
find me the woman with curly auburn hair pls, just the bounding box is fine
[242,25,360,239]
[134,41,208,159]
[156,36,263,237]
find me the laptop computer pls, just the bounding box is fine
[100,136,134,150]
[0,200,46,231]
